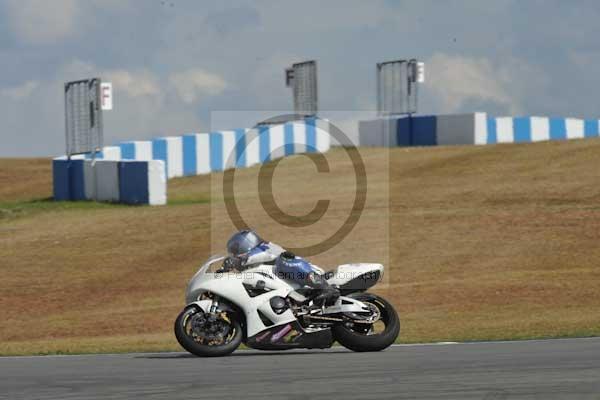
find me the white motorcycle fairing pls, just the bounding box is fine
[186,259,297,338]
[325,263,384,296]
[184,256,383,348]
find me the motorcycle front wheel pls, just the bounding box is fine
[332,293,400,352]
[174,306,242,357]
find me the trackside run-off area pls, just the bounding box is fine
[1,139,600,356]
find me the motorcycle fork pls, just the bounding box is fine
[209,299,219,313]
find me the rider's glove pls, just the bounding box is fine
[222,256,244,271]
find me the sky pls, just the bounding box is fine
[1,0,600,156]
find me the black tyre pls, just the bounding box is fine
[174,306,242,357]
[332,293,400,352]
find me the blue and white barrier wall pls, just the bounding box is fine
[114,119,330,176]
[181,130,253,176]
[182,133,211,176]
[117,160,166,205]
[119,141,153,161]
[53,158,166,205]
[486,116,598,144]
[84,145,122,160]
[359,114,487,147]
[53,119,331,205]
[358,113,600,147]
[152,136,183,179]
[177,119,331,175]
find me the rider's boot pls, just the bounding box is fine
[308,272,340,306]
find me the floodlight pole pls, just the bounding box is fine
[64,82,70,161]
[376,63,381,117]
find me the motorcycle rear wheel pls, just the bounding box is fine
[174,306,242,357]
[332,293,400,352]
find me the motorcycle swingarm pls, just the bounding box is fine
[320,296,371,315]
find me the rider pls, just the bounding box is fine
[223,230,340,305]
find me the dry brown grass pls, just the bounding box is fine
[0,158,52,202]
[1,139,600,355]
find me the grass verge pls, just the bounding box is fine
[1,139,600,355]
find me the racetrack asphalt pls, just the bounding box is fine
[1,337,599,400]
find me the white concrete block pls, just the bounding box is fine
[530,117,550,142]
[245,128,261,167]
[496,117,514,143]
[269,124,286,160]
[566,118,584,139]
[157,136,183,178]
[54,155,85,160]
[292,122,307,153]
[315,119,332,152]
[221,131,237,170]
[195,133,211,174]
[135,141,153,160]
[474,112,488,145]
[148,160,167,205]
[101,146,121,160]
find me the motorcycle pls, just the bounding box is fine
[174,255,400,356]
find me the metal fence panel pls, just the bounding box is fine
[291,60,318,116]
[64,78,103,156]
[377,60,418,116]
